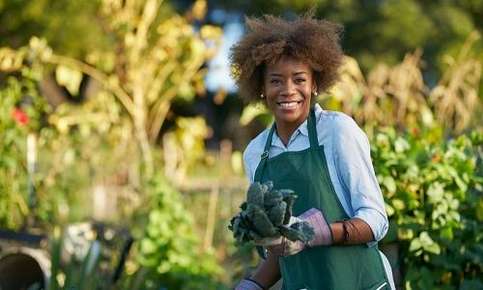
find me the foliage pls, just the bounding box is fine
[1,0,222,177]
[322,34,481,135]
[0,63,138,227]
[42,223,133,290]
[0,2,225,289]
[3,0,481,78]
[371,127,482,290]
[125,174,226,290]
[229,181,313,244]
[163,116,211,183]
[0,0,109,58]
[48,229,103,290]
[0,74,50,228]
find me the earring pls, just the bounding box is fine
[312,91,317,96]
[260,93,265,99]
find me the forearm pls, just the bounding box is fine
[250,251,281,288]
[329,217,374,245]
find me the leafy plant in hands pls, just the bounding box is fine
[229,181,314,245]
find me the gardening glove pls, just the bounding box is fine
[299,208,333,247]
[300,209,375,245]
[268,211,331,256]
[267,236,306,256]
[235,278,265,290]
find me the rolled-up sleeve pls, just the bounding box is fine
[332,116,388,246]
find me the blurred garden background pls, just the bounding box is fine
[0,0,481,289]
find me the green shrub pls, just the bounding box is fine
[0,75,50,228]
[126,174,226,290]
[372,126,482,289]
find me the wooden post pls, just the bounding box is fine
[203,184,219,250]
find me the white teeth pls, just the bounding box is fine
[278,101,299,109]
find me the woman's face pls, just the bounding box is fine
[263,56,315,129]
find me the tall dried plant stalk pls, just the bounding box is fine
[325,32,481,134]
[430,31,481,133]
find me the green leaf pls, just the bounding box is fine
[55,65,82,96]
[394,137,410,153]
[440,226,453,241]
[419,231,441,254]
[383,176,397,193]
[427,182,444,203]
[409,238,422,252]
[392,198,405,210]
[246,182,265,206]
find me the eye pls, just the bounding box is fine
[270,79,281,84]
[295,78,306,84]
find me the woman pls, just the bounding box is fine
[231,14,395,290]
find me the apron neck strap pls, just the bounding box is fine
[254,124,275,182]
[261,124,276,161]
[307,107,318,148]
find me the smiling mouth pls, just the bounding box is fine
[276,100,303,109]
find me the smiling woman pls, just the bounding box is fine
[230,13,396,290]
[263,56,314,145]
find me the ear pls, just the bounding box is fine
[311,78,317,93]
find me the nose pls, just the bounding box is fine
[280,79,296,97]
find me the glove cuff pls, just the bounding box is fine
[299,208,333,246]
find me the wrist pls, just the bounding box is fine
[329,222,346,244]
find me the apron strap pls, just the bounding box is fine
[253,124,276,259]
[307,107,318,149]
[254,124,276,182]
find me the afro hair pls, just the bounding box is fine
[229,13,344,103]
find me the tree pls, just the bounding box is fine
[1,0,221,177]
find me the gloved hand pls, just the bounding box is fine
[266,237,305,256]
[299,208,332,247]
[235,278,265,290]
[267,208,332,257]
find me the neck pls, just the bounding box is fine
[276,123,298,147]
[274,108,312,146]
[275,119,304,146]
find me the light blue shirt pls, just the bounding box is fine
[243,104,389,245]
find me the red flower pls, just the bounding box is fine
[411,127,420,136]
[11,108,29,125]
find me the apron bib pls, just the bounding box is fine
[254,109,390,290]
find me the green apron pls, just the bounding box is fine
[254,109,390,290]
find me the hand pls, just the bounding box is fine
[264,216,305,256]
[299,208,333,247]
[235,278,264,290]
[266,237,305,257]
[267,208,332,257]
